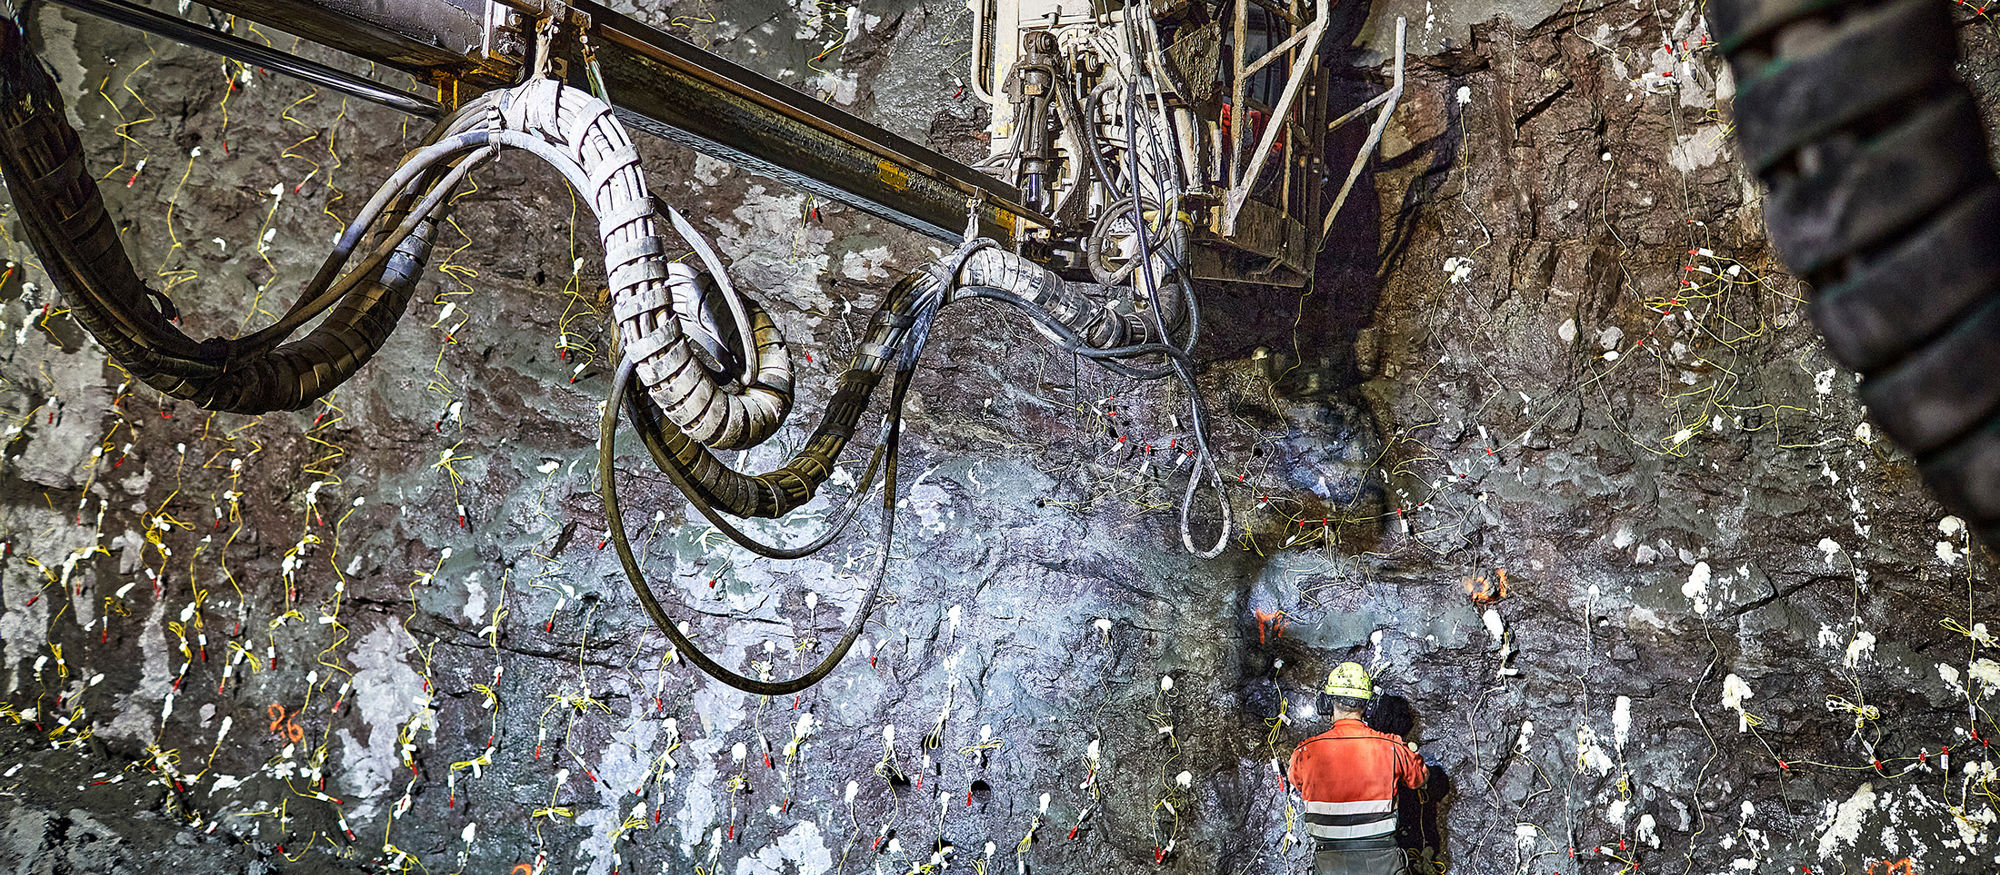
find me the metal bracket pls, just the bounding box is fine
[527,0,597,83]
[529,1,569,81]
[1319,17,1406,242]
[1221,0,1332,236]
[966,194,988,241]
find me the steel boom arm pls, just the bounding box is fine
[48,0,1044,244]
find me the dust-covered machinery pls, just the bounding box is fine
[968,0,1403,287]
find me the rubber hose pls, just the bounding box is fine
[0,17,466,414]
[622,240,1191,523]
[602,263,954,693]
[1710,0,2000,547]
[601,350,914,695]
[494,78,797,451]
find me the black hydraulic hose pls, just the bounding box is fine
[947,285,1189,379]
[623,244,1000,559]
[1121,63,1227,557]
[603,238,1212,689]
[617,271,930,521]
[0,16,471,412]
[1055,72,1118,223]
[622,240,1197,523]
[1709,0,2000,548]
[600,289,940,696]
[628,388,890,560]
[235,125,502,352]
[236,143,493,353]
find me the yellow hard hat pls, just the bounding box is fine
[1323,662,1374,700]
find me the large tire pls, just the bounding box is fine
[1711,0,2000,547]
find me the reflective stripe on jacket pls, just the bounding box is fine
[1289,718,1426,843]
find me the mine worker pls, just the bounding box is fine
[1289,662,1428,875]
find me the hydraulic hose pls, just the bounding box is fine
[600,346,915,695]
[624,270,934,523]
[615,243,1191,527]
[0,16,484,414]
[1709,0,2000,547]
[3,17,1217,689]
[598,254,953,695]
[494,78,797,451]
[602,234,1212,689]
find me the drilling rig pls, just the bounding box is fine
[0,0,1402,691]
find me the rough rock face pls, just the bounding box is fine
[1,1,1996,873]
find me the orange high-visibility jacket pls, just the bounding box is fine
[1288,717,1427,843]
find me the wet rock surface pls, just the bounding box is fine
[1,1,1998,874]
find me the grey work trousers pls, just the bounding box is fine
[1311,836,1408,875]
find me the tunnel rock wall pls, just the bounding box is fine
[0,1,1996,874]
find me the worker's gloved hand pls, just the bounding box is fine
[1425,764,1452,798]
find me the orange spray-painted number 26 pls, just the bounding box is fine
[267,703,304,742]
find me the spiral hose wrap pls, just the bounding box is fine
[496,79,797,450]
